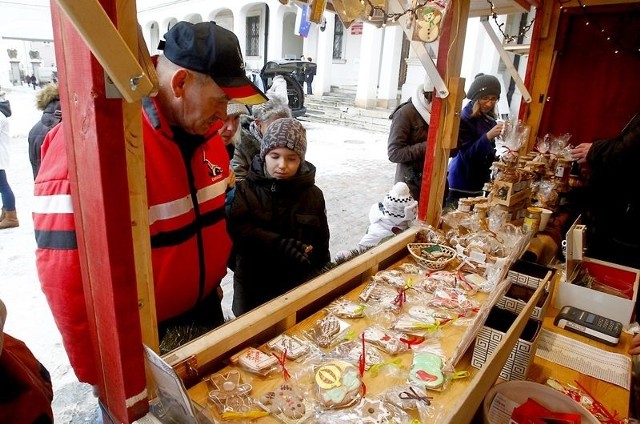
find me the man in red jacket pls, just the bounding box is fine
[32,21,267,386]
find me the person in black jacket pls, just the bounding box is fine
[227,118,330,315]
[387,81,433,201]
[570,112,640,270]
[28,84,61,179]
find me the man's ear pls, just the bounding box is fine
[171,68,189,98]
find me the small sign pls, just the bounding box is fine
[350,22,363,35]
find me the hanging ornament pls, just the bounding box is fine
[412,0,449,43]
[331,0,364,28]
[308,0,328,23]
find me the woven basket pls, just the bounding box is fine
[407,243,457,270]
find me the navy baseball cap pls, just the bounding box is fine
[159,21,268,105]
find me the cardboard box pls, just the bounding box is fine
[472,308,541,381]
[555,257,639,324]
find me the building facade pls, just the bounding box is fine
[137,0,533,116]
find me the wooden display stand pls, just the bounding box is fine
[164,228,547,422]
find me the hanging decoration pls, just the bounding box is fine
[569,0,640,59]
[308,0,328,23]
[359,0,448,29]
[485,0,535,43]
[411,1,449,43]
[332,0,365,28]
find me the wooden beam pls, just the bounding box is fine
[115,2,159,355]
[422,0,470,225]
[54,0,155,102]
[50,0,148,421]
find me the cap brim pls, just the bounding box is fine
[217,77,268,105]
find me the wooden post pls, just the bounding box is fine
[50,0,149,421]
[420,0,470,225]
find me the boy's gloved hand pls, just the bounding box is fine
[278,238,311,266]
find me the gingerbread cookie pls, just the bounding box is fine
[397,262,424,275]
[308,314,350,348]
[393,313,437,334]
[371,269,407,288]
[259,383,313,423]
[409,352,444,390]
[267,334,309,360]
[330,341,383,370]
[314,360,362,409]
[326,298,365,319]
[206,370,253,414]
[362,326,406,355]
[235,347,278,375]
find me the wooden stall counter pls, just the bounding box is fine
[176,228,543,423]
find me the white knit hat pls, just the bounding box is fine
[382,182,418,219]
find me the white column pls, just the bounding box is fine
[400,50,428,102]
[315,12,334,96]
[267,6,284,60]
[355,22,383,109]
[377,25,403,109]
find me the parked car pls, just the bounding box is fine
[254,59,316,118]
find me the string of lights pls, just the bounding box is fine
[568,0,640,59]
[485,0,535,43]
[361,0,445,27]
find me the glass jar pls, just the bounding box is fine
[522,206,542,234]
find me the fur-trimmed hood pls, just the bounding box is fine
[36,84,59,111]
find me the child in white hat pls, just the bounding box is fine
[357,182,418,250]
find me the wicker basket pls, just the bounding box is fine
[407,243,457,270]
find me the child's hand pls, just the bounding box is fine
[278,238,311,266]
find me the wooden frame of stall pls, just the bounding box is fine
[47,0,634,421]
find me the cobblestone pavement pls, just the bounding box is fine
[2,85,396,422]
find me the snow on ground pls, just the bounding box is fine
[0,85,395,422]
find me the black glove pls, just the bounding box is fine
[278,238,311,266]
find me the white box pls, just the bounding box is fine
[555,257,639,324]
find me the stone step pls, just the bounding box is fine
[301,85,394,133]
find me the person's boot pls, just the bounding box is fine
[0,208,5,222]
[0,210,18,229]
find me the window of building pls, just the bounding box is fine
[333,19,344,60]
[246,15,260,56]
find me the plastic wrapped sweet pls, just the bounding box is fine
[362,325,409,355]
[428,287,479,316]
[328,340,384,371]
[205,370,258,416]
[413,225,447,245]
[371,269,408,288]
[496,119,530,163]
[267,334,310,361]
[314,397,412,423]
[408,351,445,391]
[259,383,315,423]
[305,313,351,349]
[326,298,366,319]
[313,360,362,409]
[232,347,279,377]
[535,179,559,209]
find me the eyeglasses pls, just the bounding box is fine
[479,96,499,103]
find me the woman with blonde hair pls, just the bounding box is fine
[446,73,505,207]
